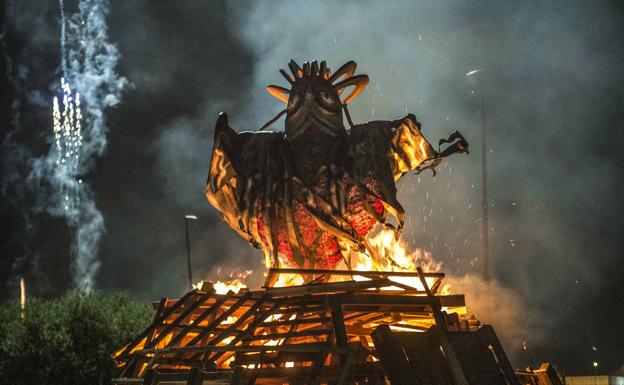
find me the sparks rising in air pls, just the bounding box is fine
[52,78,84,213]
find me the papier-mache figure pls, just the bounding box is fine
[206,60,468,272]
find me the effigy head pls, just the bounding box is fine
[267,60,369,140]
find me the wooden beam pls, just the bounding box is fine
[149,343,347,355]
[246,328,331,341]
[185,292,253,347]
[337,293,437,306]
[258,316,330,328]
[265,278,392,297]
[206,294,272,347]
[266,268,444,281]
[209,299,287,363]
[328,297,347,349]
[167,292,233,348]
[146,298,167,345]
[416,267,433,297]
[116,290,197,360]
[146,289,216,349]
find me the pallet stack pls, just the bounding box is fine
[112,268,506,385]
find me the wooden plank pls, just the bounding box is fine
[416,267,433,297]
[143,342,341,355]
[328,297,348,349]
[438,294,465,307]
[308,350,329,385]
[146,290,216,349]
[430,277,443,294]
[262,269,278,290]
[266,268,444,280]
[345,325,374,336]
[209,299,287,363]
[349,313,388,327]
[277,295,310,366]
[142,369,155,385]
[372,325,457,385]
[246,328,331,341]
[258,316,330,328]
[167,292,233,348]
[206,294,272,347]
[234,351,326,365]
[186,367,199,385]
[116,290,197,360]
[343,305,430,313]
[184,292,253,347]
[435,327,470,385]
[335,348,356,385]
[272,305,327,315]
[264,278,392,297]
[337,293,437,306]
[112,379,145,385]
[360,289,427,295]
[146,298,168,345]
[533,363,564,385]
[476,325,521,385]
[431,296,447,329]
[230,365,343,383]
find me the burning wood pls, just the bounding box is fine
[112,268,478,384]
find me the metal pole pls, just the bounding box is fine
[466,69,490,312]
[479,77,490,289]
[184,215,198,291]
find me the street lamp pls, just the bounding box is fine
[184,214,198,290]
[466,69,490,305]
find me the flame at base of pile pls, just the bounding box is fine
[196,226,453,295]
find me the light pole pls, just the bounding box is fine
[184,215,198,290]
[466,69,490,295]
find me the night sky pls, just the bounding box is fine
[1,0,623,376]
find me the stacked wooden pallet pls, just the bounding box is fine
[112,268,471,385]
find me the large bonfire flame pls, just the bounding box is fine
[194,226,451,295]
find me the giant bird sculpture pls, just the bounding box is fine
[206,60,468,272]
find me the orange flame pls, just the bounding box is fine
[193,270,252,294]
[346,227,450,293]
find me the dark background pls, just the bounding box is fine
[1,0,623,376]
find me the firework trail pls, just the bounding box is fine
[29,0,125,291]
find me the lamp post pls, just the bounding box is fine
[184,215,198,290]
[466,69,490,296]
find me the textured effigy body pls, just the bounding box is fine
[206,60,468,271]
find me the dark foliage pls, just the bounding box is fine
[0,291,152,385]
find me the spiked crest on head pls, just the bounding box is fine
[266,59,369,106]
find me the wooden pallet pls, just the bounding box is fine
[113,268,473,385]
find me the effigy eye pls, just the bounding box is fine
[319,91,336,106]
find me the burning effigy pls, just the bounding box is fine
[112,61,560,385]
[205,60,468,274]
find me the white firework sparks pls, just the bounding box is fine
[52,78,83,212]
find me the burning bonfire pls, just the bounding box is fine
[112,60,561,384]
